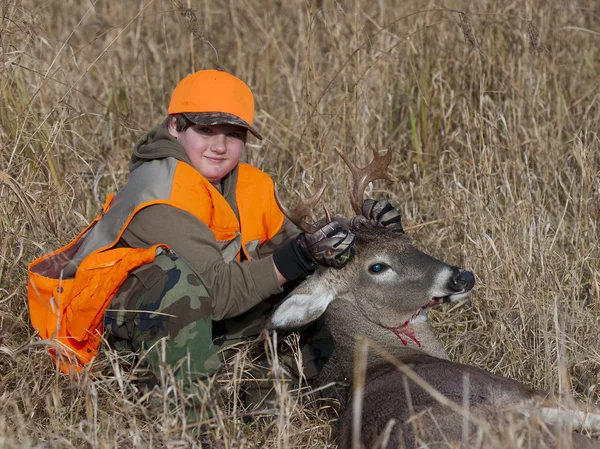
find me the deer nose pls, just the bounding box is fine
[449,269,475,292]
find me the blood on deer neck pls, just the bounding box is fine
[324,297,449,382]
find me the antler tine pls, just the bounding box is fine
[274,182,326,234]
[335,147,399,214]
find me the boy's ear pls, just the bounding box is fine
[167,116,178,138]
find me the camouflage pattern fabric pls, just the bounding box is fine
[104,249,218,382]
[104,249,333,391]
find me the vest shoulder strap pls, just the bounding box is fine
[236,164,285,242]
[69,158,179,267]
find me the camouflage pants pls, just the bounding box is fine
[103,249,332,385]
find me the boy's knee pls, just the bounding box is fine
[105,253,213,346]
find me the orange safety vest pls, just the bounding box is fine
[27,158,284,373]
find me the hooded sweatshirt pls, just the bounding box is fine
[117,121,300,320]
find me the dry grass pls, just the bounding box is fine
[0,0,599,447]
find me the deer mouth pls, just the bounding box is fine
[393,297,443,327]
[388,291,471,346]
[391,296,448,333]
[403,292,470,324]
[408,297,445,321]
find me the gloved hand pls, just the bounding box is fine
[361,199,404,232]
[330,215,370,231]
[273,222,356,281]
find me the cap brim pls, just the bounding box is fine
[182,112,263,140]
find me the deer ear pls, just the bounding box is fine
[269,284,335,330]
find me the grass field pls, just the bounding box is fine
[1,0,599,447]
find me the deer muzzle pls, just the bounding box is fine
[448,268,475,293]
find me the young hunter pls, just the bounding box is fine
[27,69,402,383]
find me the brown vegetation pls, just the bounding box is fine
[0,0,598,447]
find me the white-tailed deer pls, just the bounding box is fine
[269,149,600,448]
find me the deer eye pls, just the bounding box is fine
[369,263,387,274]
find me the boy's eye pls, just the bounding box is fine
[196,126,213,134]
[228,130,246,140]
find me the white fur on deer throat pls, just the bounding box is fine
[270,283,335,329]
[409,312,428,324]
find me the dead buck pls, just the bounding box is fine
[269,149,600,448]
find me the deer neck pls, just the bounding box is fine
[324,298,449,381]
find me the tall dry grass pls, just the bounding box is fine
[0,0,598,447]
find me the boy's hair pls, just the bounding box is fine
[170,113,194,132]
[168,113,249,142]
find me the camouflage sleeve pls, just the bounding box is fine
[120,204,283,320]
[256,217,302,259]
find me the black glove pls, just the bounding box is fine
[313,215,370,232]
[329,215,370,231]
[273,222,356,281]
[361,199,404,232]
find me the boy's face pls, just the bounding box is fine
[168,118,246,183]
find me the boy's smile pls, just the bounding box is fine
[168,120,246,184]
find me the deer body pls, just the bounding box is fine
[271,149,599,447]
[339,355,541,448]
[270,227,600,448]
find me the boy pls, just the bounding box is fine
[28,69,356,380]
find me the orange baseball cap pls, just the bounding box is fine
[168,69,262,140]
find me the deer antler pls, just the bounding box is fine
[274,183,326,234]
[335,147,399,214]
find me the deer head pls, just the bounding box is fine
[269,149,475,364]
